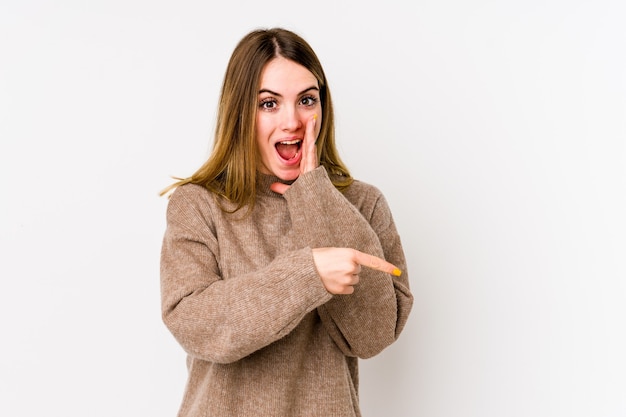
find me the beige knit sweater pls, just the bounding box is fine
[160,166,413,417]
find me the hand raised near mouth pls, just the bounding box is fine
[270,114,318,195]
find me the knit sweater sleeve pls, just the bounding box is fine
[283,167,413,358]
[160,185,332,364]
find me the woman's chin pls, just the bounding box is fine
[271,152,303,181]
[269,164,300,181]
[277,170,300,182]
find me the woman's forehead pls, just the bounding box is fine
[259,57,318,94]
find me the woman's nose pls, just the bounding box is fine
[281,107,302,131]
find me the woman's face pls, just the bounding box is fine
[255,57,322,181]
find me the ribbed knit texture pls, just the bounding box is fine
[160,166,413,417]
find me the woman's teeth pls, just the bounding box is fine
[275,140,302,160]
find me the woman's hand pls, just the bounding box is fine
[312,247,402,295]
[271,114,318,195]
[299,114,319,173]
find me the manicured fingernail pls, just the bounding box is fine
[313,114,317,120]
[392,268,402,277]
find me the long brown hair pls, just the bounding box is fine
[160,28,353,212]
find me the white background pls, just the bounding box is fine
[1,1,625,416]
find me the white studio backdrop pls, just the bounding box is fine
[1,1,625,416]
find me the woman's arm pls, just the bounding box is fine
[160,186,332,364]
[284,167,413,358]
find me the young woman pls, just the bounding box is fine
[160,27,413,417]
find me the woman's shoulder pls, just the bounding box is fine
[166,183,221,215]
[341,177,397,226]
[169,182,212,202]
[339,176,389,214]
[343,177,384,199]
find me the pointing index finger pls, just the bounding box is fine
[353,249,402,277]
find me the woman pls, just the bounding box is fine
[160,27,413,417]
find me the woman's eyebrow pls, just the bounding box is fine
[258,86,319,96]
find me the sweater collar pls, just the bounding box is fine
[256,172,295,197]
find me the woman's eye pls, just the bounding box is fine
[300,96,318,107]
[259,98,277,110]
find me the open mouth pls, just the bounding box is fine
[275,140,302,161]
